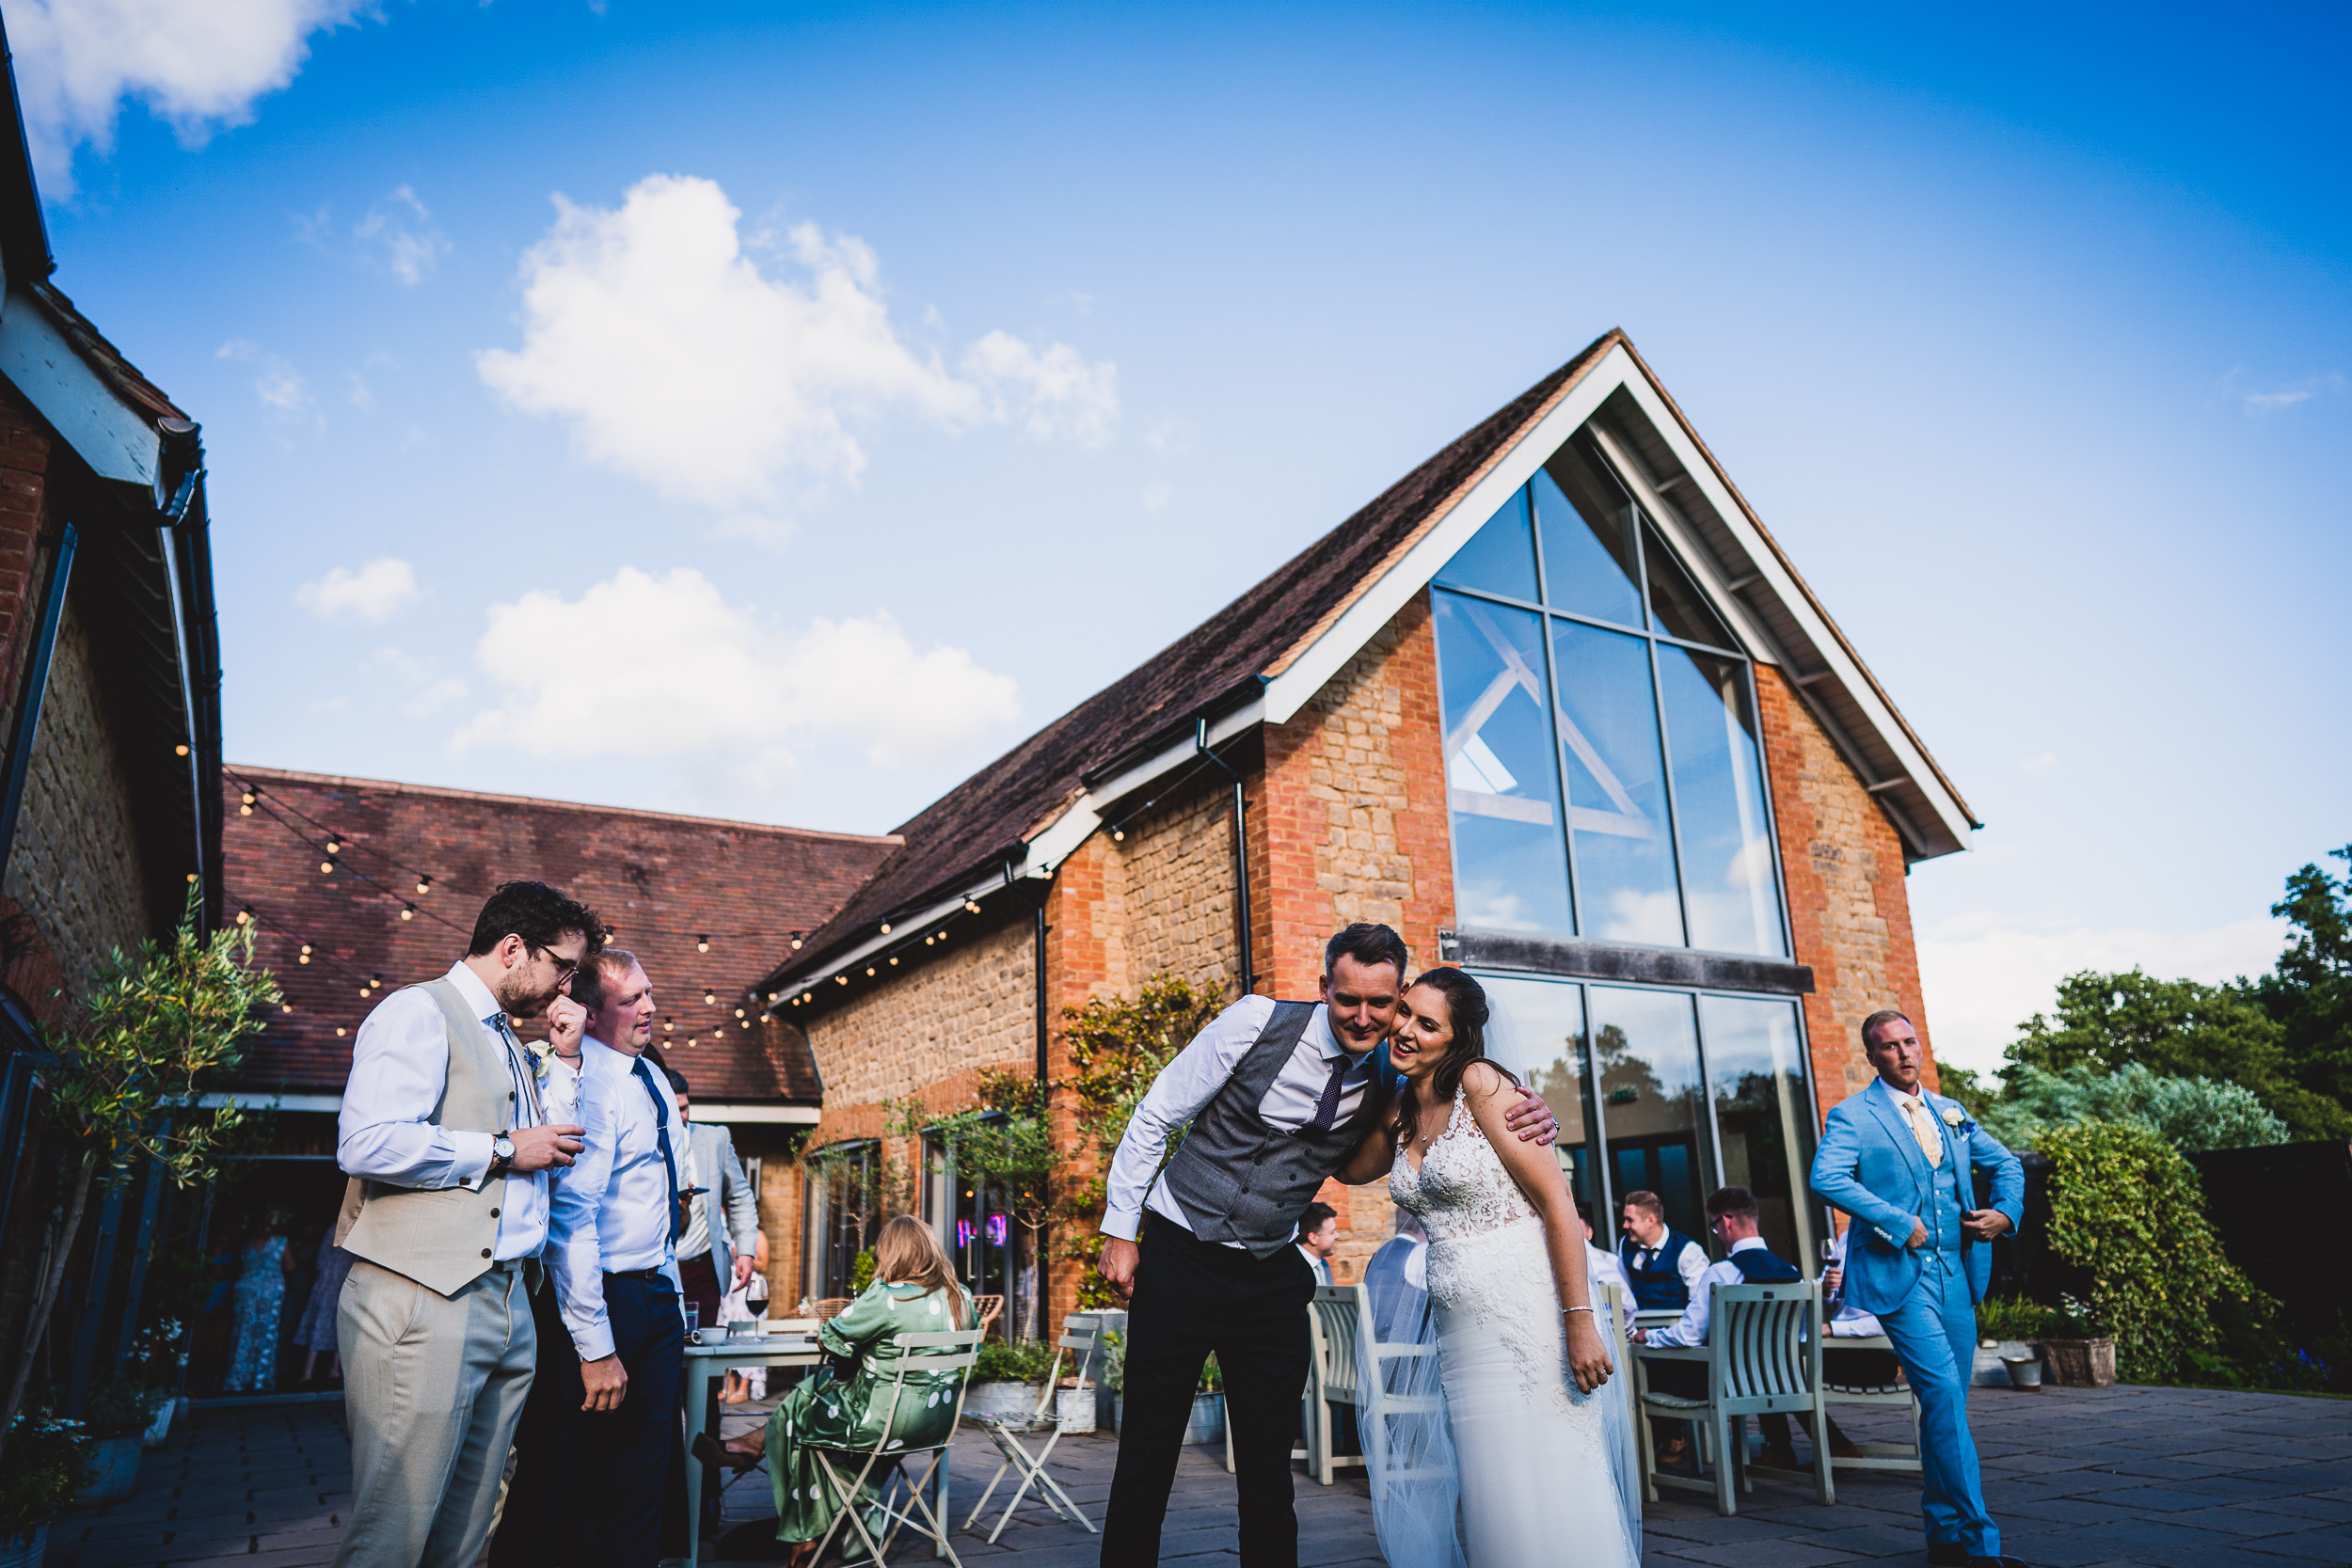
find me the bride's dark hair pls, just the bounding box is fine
[1392,967,1518,1148]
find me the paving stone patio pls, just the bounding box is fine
[43,1383,2352,1567]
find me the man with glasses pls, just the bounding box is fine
[334,881,602,1568]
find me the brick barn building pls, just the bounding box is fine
[206,765,897,1371]
[765,330,1977,1336]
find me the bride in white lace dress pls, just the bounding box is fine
[1336,968,1641,1568]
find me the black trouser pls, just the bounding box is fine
[489,1280,588,1568]
[585,1270,684,1568]
[1102,1217,1314,1568]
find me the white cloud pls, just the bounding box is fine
[372,647,467,717]
[455,566,1021,774]
[2237,372,2344,415]
[2018,751,2058,774]
[1916,913,2288,1076]
[354,186,449,284]
[297,558,420,622]
[218,339,311,415]
[8,0,368,192]
[476,175,1118,516]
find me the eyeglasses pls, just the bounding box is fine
[532,944,582,981]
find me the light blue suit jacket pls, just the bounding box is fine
[1809,1078,2024,1317]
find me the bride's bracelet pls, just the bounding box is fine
[1562,1306,1595,1316]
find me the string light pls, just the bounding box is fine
[937,929,948,942]
[400,904,415,920]
[235,908,251,926]
[734,1007,746,1019]
[416,876,432,895]
[325,837,342,855]
[1111,825,1125,843]
[835,975,848,986]
[239,792,255,816]
[879,922,892,935]
[664,1019,675,1034]
[790,936,803,950]
[703,988,717,1006]
[319,860,335,876]
[174,743,189,756]
[865,966,877,977]
[697,935,710,953]
[963,899,981,914]
[358,985,371,998]
[888,956,898,966]
[335,1026,346,1037]
[924,935,934,946]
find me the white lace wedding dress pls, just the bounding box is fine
[1379,1085,1641,1568]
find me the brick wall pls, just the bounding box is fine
[1755,664,1936,1128]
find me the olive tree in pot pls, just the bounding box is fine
[0,894,278,1449]
[75,1381,160,1505]
[0,1412,88,1568]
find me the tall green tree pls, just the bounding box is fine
[2254,845,2352,1117]
[2006,968,2347,1138]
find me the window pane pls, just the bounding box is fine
[1434,591,1573,934]
[1478,974,1598,1210]
[1536,442,1645,628]
[1643,521,1736,649]
[1434,485,1539,602]
[1591,986,1709,1244]
[1551,622,1682,945]
[1698,995,1818,1270]
[1659,649,1786,957]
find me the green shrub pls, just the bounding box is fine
[83,1378,161,1439]
[1973,1296,2048,1342]
[1981,1063,2288,1153]
[0,1412,90,1533]
[1199,1353,1222,1394]
[973,1339,1057,1385]
[850,1249,876,1294]
[2040,1120,2265,1381]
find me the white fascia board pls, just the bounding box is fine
[199,1091,341,1113]
[1583,424,1784,667]
[0,288,160,489]
[1262,345,1636,726]
[692,1104,821,1124]
[1607,373,1975,851]
[768,877,1000,1009]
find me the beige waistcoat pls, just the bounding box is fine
[337,977,538,1298]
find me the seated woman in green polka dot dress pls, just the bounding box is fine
[695,1215,977,1565]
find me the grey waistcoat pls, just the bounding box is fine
[1158,1001,1385,1259]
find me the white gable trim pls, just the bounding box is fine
[1260,344,1974,858]
[0,286,161,491]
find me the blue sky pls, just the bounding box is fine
[18,1,2349,1069]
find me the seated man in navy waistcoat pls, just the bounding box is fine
[1617,1189,1705,1310]
[1631,1185,1857,1469]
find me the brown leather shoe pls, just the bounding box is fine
[691,1432,758,1472]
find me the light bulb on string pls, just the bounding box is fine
[879,922,892,935]
[416,877,432,895]
[326,837,341,855]
[320,860,335,876]
[703,989,717,1006]
[790,935,803,949]
[174,743,189,756]
[888,957,898,966]
[335,1026,346,1037]
[400,904,415,920]
[734,1007,745,1019]
[697,935,710,953]
[235,908,251,926]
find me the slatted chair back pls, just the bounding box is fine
[1709,1283,1817,1416]
[970,1292,1006,1338]
[1310,1287,1363,1406]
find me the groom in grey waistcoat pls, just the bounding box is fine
[1095,925,1559,1568]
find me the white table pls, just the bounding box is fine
[680,1334,822,1563]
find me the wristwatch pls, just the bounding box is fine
[489,1132,516,1178]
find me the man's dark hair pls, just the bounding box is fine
[1705,1186,1759,1222]
[467,880,605,961]
[663,1067,689,1096]
[1575,1200,1594,1224]
[571,947,641,1014]
[1861,1008,1915,1051]
[1621,1189,1664,1220]
[1298,1200,1339,1236]
[1323,922,1408,981]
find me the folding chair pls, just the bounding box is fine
[803,1326,984,1568]
[968,1294,1005,1339]
[1632,1280,1832,1516]
[1820,1331,1923,1474]
[961,1316,1104,1544]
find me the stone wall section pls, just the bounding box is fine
[800,918,1037,1127]
[1754,664,1938,1127]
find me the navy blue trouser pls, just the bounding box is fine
[586,1270,684,1568]
[1102,1216,1315,1568]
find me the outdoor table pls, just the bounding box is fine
[680,1332,823,1564]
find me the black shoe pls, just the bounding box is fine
[1927,1547,1969,1567]
[1968,1559,2033,1568]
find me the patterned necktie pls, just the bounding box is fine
[1300,1053,1354,1134]
[493,1015,543,1126]
[1900,1096,1945,1168]
[629,1054,683,1242]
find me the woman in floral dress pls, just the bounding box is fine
[695,1216,976,1566]
[222,1208,296,1393]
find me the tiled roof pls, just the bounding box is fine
[224,766,898,1101]
[773,333,1624,985]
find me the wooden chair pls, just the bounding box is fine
[1631,1280,1832,1516]
[803,1327,984,1568]
[813,1296,852,1323]
[969,1293,1006,1339]
[1820,1331,1922,1474]
[961,1316,1104,1544]
[1601,1281,1643,1512]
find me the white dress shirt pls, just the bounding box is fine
[1102,996,1379,1244]
[1586,1242,1629,1297]
[1622,1230,1711,1303]
[1644,1236,1774,1349]
[548,1036,689,1361]
[1825,1228,1885,1337]
[535,1050,584,1131]
[1298,1245,1333,1285]
[337,960,548,1262]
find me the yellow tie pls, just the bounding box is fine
[1901,1096,1944,1168]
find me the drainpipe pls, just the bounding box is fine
[0,520,76,874]
[1194,717,1255,997]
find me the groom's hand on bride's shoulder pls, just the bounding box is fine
[1098,1237,1140,1300]
[1502,1085,1559,1147]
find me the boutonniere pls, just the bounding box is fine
[1941,1105,1974,1136]
[524,1040,557,1085]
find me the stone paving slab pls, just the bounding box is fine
[46,1383,2352,1566]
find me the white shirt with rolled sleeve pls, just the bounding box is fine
[336,960,548,1263]
[1101,996,1379,1247]
[1642,1236,1777,1349]
[1586,1242,1629,1296]
[548,1036,687,1361]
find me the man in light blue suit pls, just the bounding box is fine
[1812,1009,2028,1568]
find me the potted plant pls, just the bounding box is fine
[1103,1330,1126,1433]
[1185,1354,1224,1446]
[76,1381,160,1505]
[1,1411,90,1568]
[125,1320,190,1448]
[1973,1296,2047,1390]
[963,1339,1057,1421]
[2039,1296,2116,1387]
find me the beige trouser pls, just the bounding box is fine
[333,1258,537,1568]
